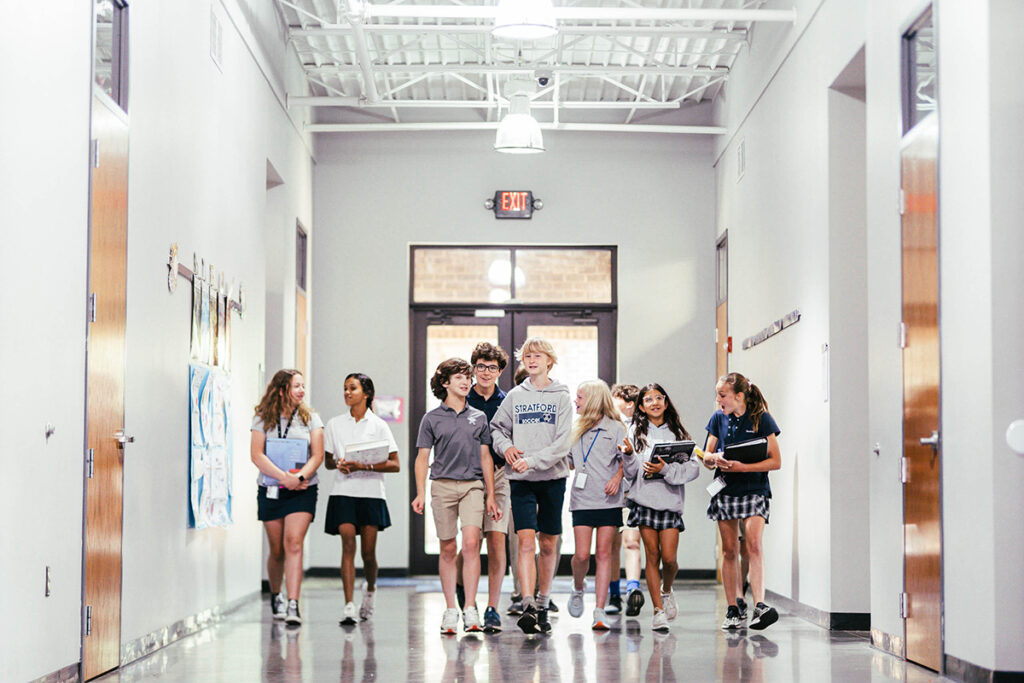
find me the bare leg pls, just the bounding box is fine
[264,519,285,594]
[594,527,617,609]
[508,514,522,596]
[718,520,741,606]
[339,523,357,602]
[610,531,623,591]
[743,516,767,604]
[461,526,483,608]
[439,538,459,609]
[738,518,750,596]
[658,529,679,594]
[516,529,537,601]
[536,532,559,597]
[571,526,593,591]
[623,527,643,582]
[283,512,313,600]
[359,526,379,592]
[639,527,663,610]
[485,531,507,608]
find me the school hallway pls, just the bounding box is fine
[91,578,954,683]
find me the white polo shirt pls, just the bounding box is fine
[323,409,399,499]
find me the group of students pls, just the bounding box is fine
[248,336,782,638]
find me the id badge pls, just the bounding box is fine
[574,472,589,489]
[267,486,280,500]
[706,476,726,496]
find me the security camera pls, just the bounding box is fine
[535,69,553,87]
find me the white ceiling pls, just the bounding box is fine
[274,0,797,134]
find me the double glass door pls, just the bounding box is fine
[408,308,615,574]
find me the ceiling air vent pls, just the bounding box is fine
[736,139,746,182]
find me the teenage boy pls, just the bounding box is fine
[455,342,511,633]
[412,358,500,635]
[490,337,573,634]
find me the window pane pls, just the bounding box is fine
[423,324,498,554]
[525,324,600,554]
[515,249,612,304]
[94,1,116,100]
[903,10,935,133]
[717,242,728,304]
[413,249,512,303]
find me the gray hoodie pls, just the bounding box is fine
[623,422,701,515]
[568,416,628,511]
[490,377,573,482]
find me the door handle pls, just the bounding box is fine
[919,430,939,449]
[114,429,135,445]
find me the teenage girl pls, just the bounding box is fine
[323,373,400,626]
[566,380,628,630]
[250,369,325,626]
[621,383,700,633]
[702,372,782,631]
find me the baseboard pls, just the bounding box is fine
[765,590,870,631]
[944,654,1024,683]
[119,590,258,666]
[870,628,905,658]
[28,663,79,683]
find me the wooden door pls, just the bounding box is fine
[295,289,307,377]
[900,113,942,671]
[83,94,129,680]
[716,234,729,378]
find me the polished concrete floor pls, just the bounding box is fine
[96,578,955,683]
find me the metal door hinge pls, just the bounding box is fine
[899,188,907,216]
[88,293,97,323]
[85,605,93,635]
[900,457,909,483]
[899,322,907,349]
[91,139,100,168]
[86,448,95,479]
[899,592,909,618]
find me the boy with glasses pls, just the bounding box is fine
[490,337,573,634]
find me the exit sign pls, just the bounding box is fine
[492,190,535,219]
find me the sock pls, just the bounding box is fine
[609,580,621,597]
[626,579,640,592]
[537,594,550,610]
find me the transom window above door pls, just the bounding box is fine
[411,245,615,305]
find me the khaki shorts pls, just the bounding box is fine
[430,478,485,540]
[483,466,511,535]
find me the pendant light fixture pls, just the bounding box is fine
[492,0,558,41]
[494,79,545,154]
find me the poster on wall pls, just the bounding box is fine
[189,362,233,529]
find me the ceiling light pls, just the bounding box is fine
[492,0,557,41]
[495,80,544,154]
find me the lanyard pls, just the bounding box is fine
[277,408,298,439]
[581,428,603,470]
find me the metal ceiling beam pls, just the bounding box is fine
[344,2,380,102]
[355,6,796,23]
[289,96,681,109]
[290,25,749,42]
[307,64,729,76]
[306,121,727,134]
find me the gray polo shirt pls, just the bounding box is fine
[416,403,491,481]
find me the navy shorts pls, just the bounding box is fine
[571,508,623,528]
[510,478,567,535]
[324,495,392,533]
[257,485,318,522]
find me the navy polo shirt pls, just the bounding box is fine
[467,385,507,468]
[705,410,780,497]
[416,403,491,481]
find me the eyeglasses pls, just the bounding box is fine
[642,394,666,405]
[475,363,501,373]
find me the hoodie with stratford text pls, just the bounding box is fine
[490,378,573,482]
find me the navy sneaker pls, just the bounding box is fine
[749,602,779,631]
[536,607,552,634]
[736,597,748,621]
[606,595,623,615]
[517,605,540,634]
[483,606,502,633]
[507,594,524,616]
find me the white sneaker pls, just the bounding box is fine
[568,588,585,618]
[652,607,670,632]
[440,607,460,635]
[340,601,358,626]
[661,591,678,621]
[463,605,483,633]
[359,591,375,621]
[592,607,611,631]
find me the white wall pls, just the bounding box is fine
[120,0,313,646]
[713,0,869,614]
[309,131,719,572]
[0,5,92,682]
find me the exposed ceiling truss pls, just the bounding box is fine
[273,0,797,134]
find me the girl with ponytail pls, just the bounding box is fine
[702,372,782,632]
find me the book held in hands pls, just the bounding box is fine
[262,437,309,487]
[644,440,696,479]
[344,439,391,466]
[723,437,769,464]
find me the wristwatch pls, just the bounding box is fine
[298,474,306,482]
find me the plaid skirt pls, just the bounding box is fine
[707,493,770,523]
[626,502,685,531]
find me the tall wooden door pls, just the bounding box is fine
[716,233,729,379]
[900,113,942,671]
[83,93,129,680]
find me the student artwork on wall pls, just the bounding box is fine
[189,363,232,529]
[374,395,403,423]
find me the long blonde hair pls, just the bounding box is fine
[254,369,312,429]
[572,380,623,442]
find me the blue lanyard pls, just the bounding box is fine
[582,428,603,469]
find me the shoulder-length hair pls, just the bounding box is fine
[572,380,623,442]
[632,382,690,451]
[254,369,311,428]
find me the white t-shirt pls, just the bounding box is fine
[323,409,399,499]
